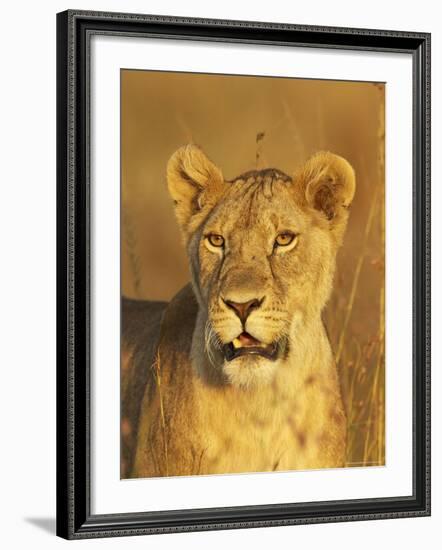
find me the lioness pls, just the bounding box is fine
[121,144,355,478]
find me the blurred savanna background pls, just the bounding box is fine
[121,69,385,469]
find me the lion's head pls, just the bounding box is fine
[167,145,355,388]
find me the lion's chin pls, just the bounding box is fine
[223,355,280,389]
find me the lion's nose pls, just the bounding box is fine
[223,297,263,325]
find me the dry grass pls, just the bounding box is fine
[122,206,142,298]
[151,351,169,476]
[326,188,385,467]
[323,84,385,467]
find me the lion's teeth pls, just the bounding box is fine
[232,338,242,349]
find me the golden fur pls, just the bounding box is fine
[122,144,355,477]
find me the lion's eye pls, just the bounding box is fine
[207,234,225,248]
[275,232,296,247]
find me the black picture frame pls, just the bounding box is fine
[56,9,431,540]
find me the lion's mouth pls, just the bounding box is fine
[223,332,279,362]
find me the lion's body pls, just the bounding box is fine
[121,145,355,478]
[122,284,346,478]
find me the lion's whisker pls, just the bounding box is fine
[204,320,222,369]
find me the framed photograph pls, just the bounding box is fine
[56,10,431,539]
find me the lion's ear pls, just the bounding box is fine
[296,151,355,234]
[167,145,225,234]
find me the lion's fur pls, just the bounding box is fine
[122,144,355,477]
